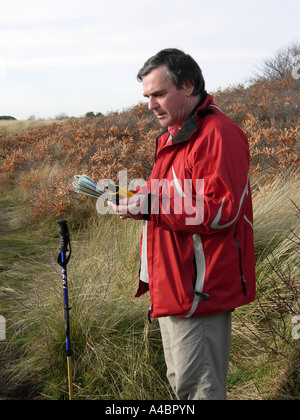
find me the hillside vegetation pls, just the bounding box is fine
[0,54,299,399]
[0,75,299,222]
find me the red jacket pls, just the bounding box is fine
[135,94,256,318]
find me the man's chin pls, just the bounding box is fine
[156,114,169,127]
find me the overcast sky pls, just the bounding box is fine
[0,0,299,120]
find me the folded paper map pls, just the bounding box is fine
[73,175,134,202]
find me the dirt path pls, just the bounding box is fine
[0,197,9,232]
[0,199,14,399]
[0,195,54,400]
[0,198,18,399]
[0,197,35,400]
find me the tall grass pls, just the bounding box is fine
[5,215,172,400]
[229,171,300,399]
[3,171,299,400]
[253,171,299,251]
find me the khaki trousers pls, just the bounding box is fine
[158,311,232,400]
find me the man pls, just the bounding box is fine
[109,49,256,400]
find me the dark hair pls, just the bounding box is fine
[137,48,206,97]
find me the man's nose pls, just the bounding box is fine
[148,96,158,111]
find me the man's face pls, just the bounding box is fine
[142,66,194,129]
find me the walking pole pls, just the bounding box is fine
[56,219,74,401]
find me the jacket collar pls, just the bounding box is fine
[170,93,215,145]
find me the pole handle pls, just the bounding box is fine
[57,219,69,252]
[57,219,71,266]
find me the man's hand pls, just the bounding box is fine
[107,196,142,220]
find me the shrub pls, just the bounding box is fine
[0,116,16,120]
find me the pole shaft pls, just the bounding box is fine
[57,220,74,400]
[61,257,71,355]
[60,252,73,399]
[67,356,74,401]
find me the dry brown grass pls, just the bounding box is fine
[0,119,67,134]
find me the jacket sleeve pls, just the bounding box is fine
[143,123,251,234]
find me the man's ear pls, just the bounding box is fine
[182,80,195,96]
